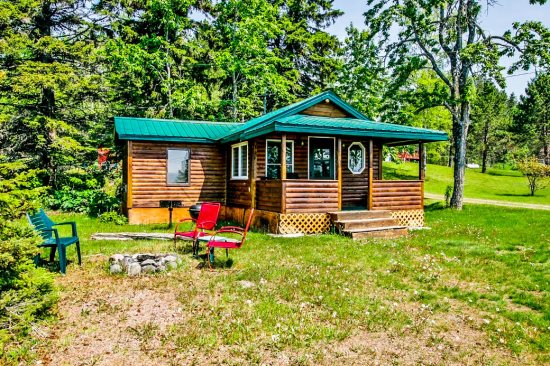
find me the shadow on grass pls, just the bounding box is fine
[424,202,447,212]
[494,193,533,198]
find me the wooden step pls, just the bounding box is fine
[335,217,400,231]
[342,226,409,240]
[329,210,392,221]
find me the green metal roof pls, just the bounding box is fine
[115,117,243,143]
[241,115,448,142]
[114,91,448,144]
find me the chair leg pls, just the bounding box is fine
[207,247,215,268]
[49,246,57,262]
[226,249,229,258]
[59,245,67,274]
[76,241,82,266]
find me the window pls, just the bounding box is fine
[231,142,248,179]
[167,149,190,184]
[348,142,366,174]
[266,140,294,179]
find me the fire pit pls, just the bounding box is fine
[109,253,181,276]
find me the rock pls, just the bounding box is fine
[164,255,178,263]
[238,280,256,289]
[109,254,124,263]
[141,265,157,273]
[110,263,122,274]
[127,262,141,276]
[121,256,134,269]
[136,254,157,262]
[141,259,158,267]
[157,265,166,272]
[166,261,178,270]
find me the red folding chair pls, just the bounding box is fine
[174,202,221,256]
[205,208,254,268]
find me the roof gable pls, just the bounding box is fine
[219,90,368,143]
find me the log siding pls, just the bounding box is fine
[130,142,226,208]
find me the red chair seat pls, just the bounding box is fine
[175,231,209,240]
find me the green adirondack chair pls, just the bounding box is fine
[26,209,81,274]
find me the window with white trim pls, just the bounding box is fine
[266,140,294,179]
[231,142,248,179]
[348,142,366,174]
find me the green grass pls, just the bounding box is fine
[33,205,549,364]
[383,162,550,204]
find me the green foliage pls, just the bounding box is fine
[444,185,453,207]
[517,157,550,196]
[514,72,550,164]
[98,211,128,225]
[469,79,514,172]
[0,158,56,363]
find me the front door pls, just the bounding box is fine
[309,138,335,179]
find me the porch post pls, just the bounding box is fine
[281,134,287,180]
[337,138,342,210]
[418,142,425,180]
[368,139,374,210]
[251,140,257,209]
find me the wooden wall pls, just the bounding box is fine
[301,101,351,118]
[256,180,282,212]
[371,180,423,211]
[129,141,226,208]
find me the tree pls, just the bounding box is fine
[517,157,550,196]
[0,0,109,187]
[514,72,550,164]
[363,0,550,209]
[469,79,512,173]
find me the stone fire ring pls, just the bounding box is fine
[109,253,182,276]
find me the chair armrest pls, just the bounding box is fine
[174,218,196,233]
[53,221,78,236]
[196,220,217,230]
[214,228,245,237]
[218,225,244,232]
[41,228,60,241]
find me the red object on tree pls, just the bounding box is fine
[97,145,110,167]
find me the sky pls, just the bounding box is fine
[327,0,550,96]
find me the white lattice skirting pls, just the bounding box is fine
[390,209,424,228]
[278,213,331,234]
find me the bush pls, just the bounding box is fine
[98,211,128,225]
[517,157,550,196]
[48,164,123,216]
[0,158,56,363]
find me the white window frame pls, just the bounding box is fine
[348,142,366,174]
[166,148,191,186]
[307,136,336,180]
[265,139,295,179]
[231,141,249,180]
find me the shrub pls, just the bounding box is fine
[98,211,128,225]
[517,157,550,196]
[444,185,453,207]
[0,157,56,362]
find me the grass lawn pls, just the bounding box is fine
[383,162,550,205]
[23,204,549,365]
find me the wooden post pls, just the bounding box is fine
[337,138,342,210]
[250,140,257,209]
[368,139,374,210]
[127,141,133,209]
[281,181,287,214]
[419,142,425,180]
[281,134,287,180]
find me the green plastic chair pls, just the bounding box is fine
[26,209,81,274]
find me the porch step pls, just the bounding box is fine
[342,226,409,240]
[335,217,400,231]
[329,210,392,221]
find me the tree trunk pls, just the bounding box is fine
[450,102,470,209]
[481,120,489,173]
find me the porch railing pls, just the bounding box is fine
[371,180,423,211]
[256,179,339,214]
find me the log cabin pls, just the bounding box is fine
[115,91,447,238]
